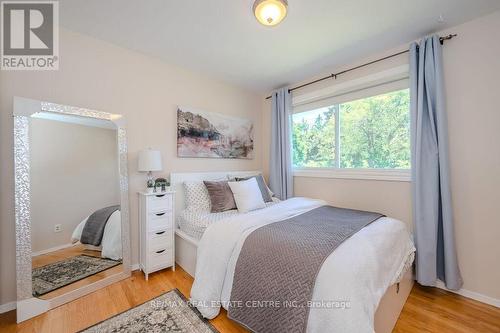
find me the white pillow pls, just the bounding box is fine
[183,181,211,211]
[228,178,266,213]
[227,173,275,199]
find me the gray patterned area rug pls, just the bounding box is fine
[32,254,121,297]
[80,289,219,333]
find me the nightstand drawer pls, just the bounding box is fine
[148,230,172,251]
[148,248,172,268]
[148,194,172,211]
[147,212,173,231]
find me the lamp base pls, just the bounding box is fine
[146,171,155,191]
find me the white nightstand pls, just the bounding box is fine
[138,190,175,280]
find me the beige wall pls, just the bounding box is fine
[30,118,120,253]
[0,28,262,305]
[263,11,500,301]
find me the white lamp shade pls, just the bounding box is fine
[138,149,162,172]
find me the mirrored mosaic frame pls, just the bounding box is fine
[13,97,131,320]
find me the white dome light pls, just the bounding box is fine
[253,0,288,27]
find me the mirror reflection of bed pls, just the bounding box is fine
[30,112,122,300]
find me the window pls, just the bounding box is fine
[292,88,411,171]
[292,106,337,168]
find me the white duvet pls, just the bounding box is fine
[191,197,415,333]
[71,210,122,260]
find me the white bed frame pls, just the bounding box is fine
[171,171,413,333]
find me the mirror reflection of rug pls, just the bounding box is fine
[32,254,121,297]
[81,289,218,333]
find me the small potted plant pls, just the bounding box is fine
[154,178,169,193]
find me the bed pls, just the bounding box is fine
[171,171,415,333]
[71,209,122,260]
[178,199,280,240]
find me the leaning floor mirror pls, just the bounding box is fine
[13,97,131,322]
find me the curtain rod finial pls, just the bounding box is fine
[439,33,457,44]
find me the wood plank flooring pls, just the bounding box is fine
[1,266,499,333]
[395,284,500,333]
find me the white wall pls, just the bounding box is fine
[30,118,120,253]
[0,28,263,306]
[263,11,500,303]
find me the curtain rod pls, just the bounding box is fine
[265,33,457,100]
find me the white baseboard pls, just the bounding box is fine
[131,263,140,271]
[0,301,16,314]
[436,281,500,308]
[32,243,75,257]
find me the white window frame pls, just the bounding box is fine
[291,65,411,182]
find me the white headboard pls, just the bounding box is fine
[170,170,261,227]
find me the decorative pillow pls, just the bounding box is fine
[183,181,211,211]
[228,178,266,213]
[234,174,273,202]
[203,181,237,213]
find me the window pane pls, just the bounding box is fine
[292,106,336,167]
[339,89,410,169]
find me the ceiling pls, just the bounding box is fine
[59,0,500,93]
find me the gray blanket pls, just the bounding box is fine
[81,205,120,246]
[228,205,384,333]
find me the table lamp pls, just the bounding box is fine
[138,149,162,192]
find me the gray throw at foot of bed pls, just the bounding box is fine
[228,205,384,333]
[81,205,120,246]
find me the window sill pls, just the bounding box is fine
[293,168,411,182]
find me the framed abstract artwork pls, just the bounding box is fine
[177,107,254,159]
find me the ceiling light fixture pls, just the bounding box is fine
[253,0,288,27]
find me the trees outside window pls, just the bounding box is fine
[292,89,410,169]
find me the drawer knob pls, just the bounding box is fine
[155,231,166,235]
[156,249,166,254]
[155,212,166,216]
[155,194,166,198]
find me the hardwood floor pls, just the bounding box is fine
[1,266,499,333]
[32,244,123,300]
[32,244,101,269]
[395,285,500,333]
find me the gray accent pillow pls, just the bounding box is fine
[203,181,237,213]
[234,175,273,203]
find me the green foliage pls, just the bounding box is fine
[292,89,410,169]
[292,107,336,167]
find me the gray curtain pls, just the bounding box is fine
[410,35,463,290]
[269,87,293,200]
